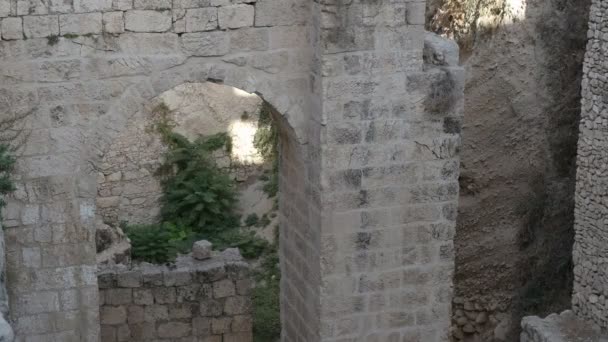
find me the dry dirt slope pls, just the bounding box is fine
[427,0,591,340]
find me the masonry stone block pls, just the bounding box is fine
[74,0,112,12]
[103,12,124,34]
[218,4,254,29]
[185,7,217,32]
[129,288,152,306]
[181,31,229,56]
[23,15,59,38]
[59,13,102,35]
[157,321,192,338]
[101,306,127,325]
[133,0,171,10]
[1,17,23,40]
[125,10,172,32]
[0,0,9,17]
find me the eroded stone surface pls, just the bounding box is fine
[0,0,463,341]
[573,0,608,331]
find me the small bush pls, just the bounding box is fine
[124,223,188,263]
[245,213,260,227]
[159,132,240,235]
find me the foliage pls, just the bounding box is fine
[245,213,259,227]
[124,222,194,263]
[428,0,515,52]
[253,242,281,342]
[0,144,15,220]
[126,102,276,263]
[158,130,240,235]
[213,229,270,259]
[253,103,279,198]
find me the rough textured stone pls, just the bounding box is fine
[572,0,608,330]
[103,12,124,34]
[185,7,217,32]
[23,15,59,38]
[1,17,22,40]
[193,240,213,260]
[125,10,172,32]
[0,1,464,341]
[521,311,605,342]
[59,13,102,35]
[218,4,254,29]
[98,253,252,341]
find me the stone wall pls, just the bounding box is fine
[520,311,604,342]
[573,0,608,331]
[98,251,252,342]
[0,0,464,340]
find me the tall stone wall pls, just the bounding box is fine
[0,0,464,340]
[98,252,252,342]
[573,0,608,331]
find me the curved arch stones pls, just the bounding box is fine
[0,0,464,341]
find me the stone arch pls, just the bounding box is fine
[83,71,318,341]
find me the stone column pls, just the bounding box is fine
[281,0,464,340]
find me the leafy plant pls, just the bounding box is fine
[159,132,240,234]
[253,103,279,198]
[124,222,198,263]
[0,144,15,220]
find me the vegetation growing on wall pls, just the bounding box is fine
[427,0,516,52]
[122,102,282,341]
[254,103,279,198]
[0,144,15,220]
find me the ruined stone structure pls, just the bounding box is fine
[572,0,608,330]
[521,0,608,339]
[98,250,252,342]
[0,0,464,341]
[96,82,266,228]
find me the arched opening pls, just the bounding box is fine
[94,82,299,342]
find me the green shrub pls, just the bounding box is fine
[0,144,15,219]
[159,132,240,234]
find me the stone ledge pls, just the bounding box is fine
[521,311,607,342]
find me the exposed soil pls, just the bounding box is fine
[427,0,591,340]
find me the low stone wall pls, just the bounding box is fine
[97,251,252,342]
[520,311,605,342]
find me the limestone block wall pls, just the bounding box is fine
[0,0,318,339]
[573,0,608,330]
[0,0,464,340]
[97,253,252,342]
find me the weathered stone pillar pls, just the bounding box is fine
[279,1,464,341]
